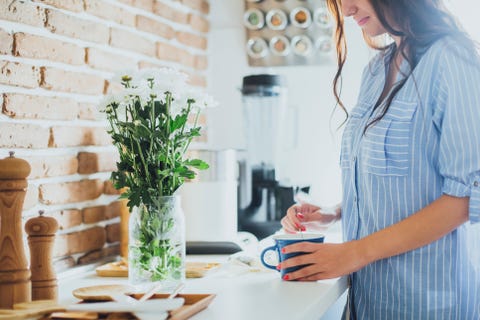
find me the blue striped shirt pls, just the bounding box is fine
[341,37,480,319]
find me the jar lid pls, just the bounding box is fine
[269,36,290,56]
[316,36,333,53]
[246,37,268,59]
[290,7,312,29]
[291,35,313,57]
[244,8,265,30]
[314,7,333,28]
[0,151,31,179]
[266,9,288,31]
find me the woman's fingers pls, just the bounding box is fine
[281,203,328,232]
[283,205,304,231]
[296,203,321,215]
[279,255,330,281]
[288,266,333,281]
[280,217,298,233]
[282,241,319,254]
[279,242,364,281]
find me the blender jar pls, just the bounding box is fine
[241,74,288,171]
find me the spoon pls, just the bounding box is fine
[138,282,164,302]
[167,283,185,299]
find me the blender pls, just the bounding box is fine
[238,74,309,239]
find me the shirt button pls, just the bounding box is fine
[354,196,357,203]
[474,181,479,187]
[352,156,357,162]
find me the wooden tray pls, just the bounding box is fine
[96,261,220,278]
[47,294,216,320]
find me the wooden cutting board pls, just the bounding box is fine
[185,262,221,278]
[95,260,128,277]
[72,284,135,301]
[96,260,220,278]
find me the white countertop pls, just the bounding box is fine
[58,266,347,320]
[185,270,347,320]
[58,224,347,320]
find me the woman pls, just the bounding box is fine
[280,0,480,318]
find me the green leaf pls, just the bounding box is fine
[187,127,201,137]
[176,167,195,179]
[170,114,188,132]
[185,159,209,170]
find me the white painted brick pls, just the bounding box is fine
[3,93,79,120]
[0,60,40,88]
[0,0,46,27]
[0,123,49,148]
[14,32,85,65]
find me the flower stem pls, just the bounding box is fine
[182,108,200,155]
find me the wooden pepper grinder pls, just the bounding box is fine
[25,210,59,301]
[0,151,32,308]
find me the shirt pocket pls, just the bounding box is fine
[361,100,417,176]
[340,102,371,169]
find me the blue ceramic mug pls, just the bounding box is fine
[260,233,325,278]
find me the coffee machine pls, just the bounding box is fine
[238,74,309,239]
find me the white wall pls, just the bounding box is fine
[206,0,372,207]
[445,0,480,42]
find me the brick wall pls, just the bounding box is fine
[0,0,210,271]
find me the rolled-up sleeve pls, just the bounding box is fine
[435,42,480,223]
[469,177,480,223]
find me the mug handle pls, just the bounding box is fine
[260,245,279,271]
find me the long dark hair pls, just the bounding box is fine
[327,0,468,129]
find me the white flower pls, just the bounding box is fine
[183,87,218,111]
[112,68,137,84]
[98,94,130,118]
[130,77,151,90]
[169,97,185,117]
[136,68,163,83]
[203,93,219,108]
[150,68,188,96]
[98,94,118,113]
[104,67,217,134]
[124,86,151,107]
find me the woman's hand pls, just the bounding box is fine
[278,241,367,281]
[280,203,341,233]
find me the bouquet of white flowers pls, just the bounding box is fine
[100,68,217,208]
[100,68,216,285]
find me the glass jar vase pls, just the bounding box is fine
[128,195,185,290]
